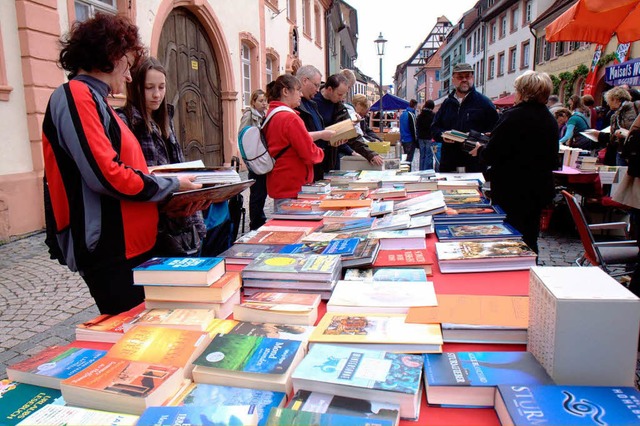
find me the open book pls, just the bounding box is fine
[161,180,254,213]
[580,126,610,143]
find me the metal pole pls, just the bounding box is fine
[379,56,383,134]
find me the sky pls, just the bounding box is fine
[346,0,478,87]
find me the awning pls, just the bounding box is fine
[605,57,640,86]
[493,93,516,107]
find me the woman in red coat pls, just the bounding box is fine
[263,74,328,199]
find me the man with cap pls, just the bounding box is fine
[431,63,499,173]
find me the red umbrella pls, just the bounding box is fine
[493,93,516,107]
[546,0,640,44]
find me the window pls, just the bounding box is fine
[241,43,251,107]
[266,57,273,83]
[0,24,12,101]
[536,36,545,64]
[488,56,495,80]
[511,7,519,32]
[302,0,311,38]
[314,3,322,45]
[569,41,580,51]
[467,37,472,54]
[498,52,505,76]
[74,0,117,21]
[479,58,485,84]
[490,21,497,43]
[287,0,296,23]
[500,15,507,38]
[544,40,552,62]
[509,47,517,73]
[524,1,533,24]
[555,42,565,57]
[521,40,530,68]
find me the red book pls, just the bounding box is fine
[373,248,433,275]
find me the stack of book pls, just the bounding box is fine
[75,303,146,343]
[435,240,537,273]
[297,181,331,199]
[232,291,321,326]
[132,257,241,319]
[241,253,342,300]
[271,199,326,220]
[434,222,522,242]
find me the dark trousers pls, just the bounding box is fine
[81,252,151,315]
[628,209,640,297]
[248,171,267,230]
[501,202,543,254]
[402,141,417,164]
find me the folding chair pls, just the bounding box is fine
[561,190,638,277]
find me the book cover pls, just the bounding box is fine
[6,346,107,389]
[321,208,370,223]
[423,352,554,407]
[242,254,341,281]
[370,187,407,199]
[0,380,64,426]
[273,199,322,213]
[141,271,241,303]
[227,321,315,342]
[325,118,358,146]
[300,232,339,243]
[266,407,394,426]
[279,241,329,255]
[373,249,433,273]
[161,180,253,213]
[124,308,216,332]
[318,218,374,233]
[370,214,411,231]
[435,222,522,241]
[60,357,183,414]
[242,231,306,245]
[370,200,395,217]
[219,244,284,264]
[193,333,302,375]
[309,313,443,352]
[286,390,400,425]
[170,383,286,426]
[16,404,138,426]
[495,384,640,426]
[340,238,380,268]
[343,268,427,282]
[433,204,506,222]
[76,303,146,343]
[132,257,225,286]
[321,238,360,256]
[327,281,437,313]
[136,405,258,426]
[436,240,536,261]
[242,291,321,309]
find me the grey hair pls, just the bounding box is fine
[296,64,322,80]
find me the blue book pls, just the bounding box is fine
[0,381,64,425]
[137,405,258,426]
[434,222,522,241]
[423,351,554,407]
[132,257,225,286]
[495,385,640,425]
[174,383,286,426]
[433,204,506,224]
[266,407,395,425]
[321,238,360,256]
[291,343,423,419]
[279,242,329,255]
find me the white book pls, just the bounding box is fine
[327,280,438,314]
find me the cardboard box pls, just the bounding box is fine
[340,155,383,171]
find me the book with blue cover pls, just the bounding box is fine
[279,241,329,255]
[291,343,423,419]
[169,383,286,426]
[6,346,107,389]
[137,405,258,426]
[132,257,225,285]
[343,268,427,282]
[495,384,640,425]
[266,407,395,426]
[423,351,554,407]
[434,222,522,241]
[433,204,506,224]
[318,218,374,233]
[321,238,360,256]
[192,333,305,393]
[0,381,64,425]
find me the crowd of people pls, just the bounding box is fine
[43,13,640,316]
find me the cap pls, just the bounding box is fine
[452,63,473,74]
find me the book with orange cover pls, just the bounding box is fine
[240,230,306,245]
[142,271,241,303]
[405,294,529,344]
[106,326,211,379]
[373,248,433,275]
[318,198,372,210]
[124,308,216,332]
[76,303,146,343]
[60,356,183,415]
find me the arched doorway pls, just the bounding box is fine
[158,7,223,165]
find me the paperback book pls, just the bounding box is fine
[239,230,307,245]
[226,321,315,343]
[327,280,437,314]
[136,406,258,426]
[0,381,63,426]
[192,333,305,394]
[435,222,522,241]
[232,292,321,326]
[75,303,146,343]
[266,407,395,426]
[291,343,424,419]
[124,308,216,332]
[317,218,374,233]
[16,404,138,426]
[144,288,240,319]
[320,237,360,256]
[423,351,554,407]
[141,271,241,303]
[219,244,285,265]
[242,253,341,282]
[373,248,433,275]
[272,199,325,220]
[435,240,536,273]
[370,200,395,217]
[278,241,329,255]
[132,257,225,286]
[321,208,370,223]
[433,204,506,224]
[340,238,381,268]
[343,268,427,282]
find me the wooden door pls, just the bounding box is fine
[158,8,223,165]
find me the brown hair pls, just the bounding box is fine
[266,74,301,102]
[59,13,145,79]
[514,71,552,104]
[569,94,589,114]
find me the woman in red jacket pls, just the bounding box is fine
[263,74,327,199]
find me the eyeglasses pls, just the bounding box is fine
[306,78,320,89]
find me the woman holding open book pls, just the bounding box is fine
[263,74,328,199]
[471,71,559,254]
[117,57,207,257]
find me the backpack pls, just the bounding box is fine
[238,106,294,175]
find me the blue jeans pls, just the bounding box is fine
[418,139,434,171]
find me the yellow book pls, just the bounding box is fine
[325,119,358,146]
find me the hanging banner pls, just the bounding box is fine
[583,44,603,96]
[605,57,640,87]
[615,43,631,63]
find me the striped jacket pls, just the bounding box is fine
[42,75,178,274]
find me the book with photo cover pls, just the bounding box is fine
[340,238,380,268]
[218,244,285,265]
[266,407,395,426]
[76,303,146,343]
[434,222,522,241]
[433,204,506,224]
[240,230,307,245]
[242,253,341,281]
[279,241,329,255]
[317,218,374,233]
[161,180,254,213]
[343,267,427,282]
[233,291,321,325]
[435,240,536,273]
[136,405,257,426]
[132,257,225,286]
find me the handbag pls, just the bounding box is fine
[155,215,201,256]
[622,130,640,177]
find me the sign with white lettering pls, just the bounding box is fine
[605,58,640,87]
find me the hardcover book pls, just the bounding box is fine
[219,244,285,265]
[433,204,506,224]
[240,230,306,245]
[266,407,394,426]
[278,241,329,255]
[233,292,321,325]
[325,118,358,146]
[136,406,258,426]
[76,303,146,343]
[309,313,443,353]
[343,268,427,282]
[320,238,360,256]
[168,383,286,426]
[0,381,63,426]
[144,288,241,319]
[16,404,138,426]
[318,198,372,211]
[495,384,640,426]
[192,333,305,393]
[132,257,225,286]
[60,357,183,415]
[434,222,522,241]
[291,343,424,419]
[370,200,395,217]
[317,218,374,233]
[423,351,554,407]
[272,199,325,220]
[340,238,381,268]
[435,240,536,273]
[242,254,341,282]
[161,180,253,213]
[373,249,433,275]
[6,346,107,389]
[327,280,437,314]
[286,390,400,425]
[141,271,241,303]
[321,208,370,223]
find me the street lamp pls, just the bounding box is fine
[374,32,387,134]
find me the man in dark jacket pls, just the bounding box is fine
[416,100,436,171]
[431,63,499,172]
